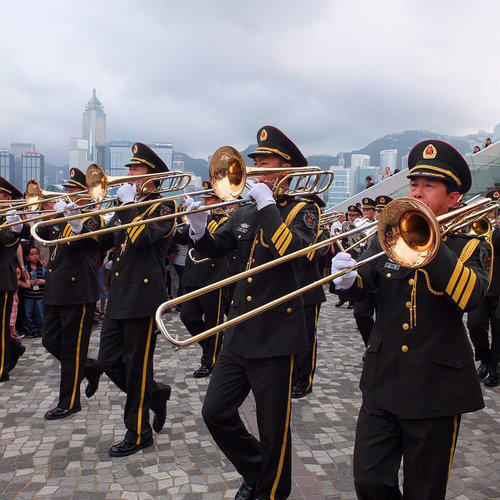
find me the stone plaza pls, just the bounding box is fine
[0,291,498,499]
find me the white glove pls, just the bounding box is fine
[6,209,22,233]
[185,197,209,241]
[331,252,358,290]
[117,183,136,204]
[65,203,83,234]
[104,260,113,271]
[248,182,275,210]
[54,199,69,213]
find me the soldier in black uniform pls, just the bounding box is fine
[0,178,30,382]
[467,189,499,387]
[291,194,327,399]
[93,143,176,457]
[187,126,319,500]
[332,140,490,499]
[177,186,230,378]
[36,168,104,419]
[374,195,392,220]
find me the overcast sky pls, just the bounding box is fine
[1,0,499,165]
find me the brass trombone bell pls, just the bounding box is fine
[467,217,491,237]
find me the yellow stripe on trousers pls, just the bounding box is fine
[270,355,294,500]
[306,305,319,391]
[446,414,459,489]
[69,305,86,409]
[211,288,223,368]
[136,317,154,445]
[0,293,7,378]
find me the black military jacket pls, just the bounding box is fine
[487,227,499,297]
[339,234,489,419]
[0,220,30,292]
[37,213,103,305]
[101,194,176,319]
[177,213,230,289]
[195,197,319,359]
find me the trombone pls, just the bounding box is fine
[31,146,333,246]
[155,196,499,346]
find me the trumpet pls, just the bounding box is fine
[155,197,498,347]
[31,146,333,246]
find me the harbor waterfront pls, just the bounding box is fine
[0,288,498,499]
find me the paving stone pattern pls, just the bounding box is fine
[0,291,498,499]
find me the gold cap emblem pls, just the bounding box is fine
[133,144,138,154]
[423,143,437,159]
[380,197,385,202]
[494,191,499,199]
[70,169,75,177]
[260,128,268,141]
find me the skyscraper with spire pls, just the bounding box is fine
[83,88,106,165]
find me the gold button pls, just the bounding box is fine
[386,272,391,277]
[49,269,52,273]
[402,323,409,330]
[251,259,255,263]
[286,307,292,314]
[144,278,148,284]
[408,278,415,285]
[401,345,408,352]
[116,257,120,262]
[233,256,237,260]
[71,277,75,282]
[237,234,241,239]
[115,272,119,277]
[247,296,252,302]
[247,277,252,283]
[405,301,412,308]
[231,300,234,306]
[211,263,215,267]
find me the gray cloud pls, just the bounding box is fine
[0,0,499,164]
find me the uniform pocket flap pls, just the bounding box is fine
[366,336,382,352]
[432,346,473,369]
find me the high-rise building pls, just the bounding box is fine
[83,88,106,165]
[351,154,371,169]
[327,166,351,207]
[0,150,14,182]
[173,154,185,172]
[69,138,90,172]
[10,142,41,187]
[380,149,398,174]
[151,142,173,171]
[401,154,409,170]
[21,150,44,188]
[338,153,346,167]
[352,165,379,194]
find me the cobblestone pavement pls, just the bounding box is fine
[1,291,499,499]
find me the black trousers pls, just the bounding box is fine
[293,304,320,391]
[354,299,374,347]
[97,314,164,445]
[467,295,499,376]
[353,398,461,500]
[202,350,294,500]
[180,286,224,368]
[0,291,14,380]
[42,303,96,410]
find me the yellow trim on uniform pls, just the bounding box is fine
[4,238,20,247]
[271,223,287,244]
[69,305,86,409]
[458,239,480,263]
[446,415,459,489]
[306,305,319,391]
[486,239,494,287]
[129,156,156,170]
[136,317,154,445]
[0,187,12,194]
[458,270,477,310]
[409,165,461,186]
[277,231,293,256]
[270,355,294,500]
[275,227,291,252]
[451,266,470,303]
[253,147,291,161]
[357,274,364,289]
[211,288,223,367]
[284,202,307,226]
[305,204,322,261]
[445,260,463,295]
[66,179,87,190]
[0,293,7,378]
[130,225,146,243]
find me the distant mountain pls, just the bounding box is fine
[173,151,208,179]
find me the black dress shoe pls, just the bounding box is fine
[109,438,153,457]
[193,364,213,378]
[235,482,255,500]
[483,375,498,387]
[347,303,355,309]
[44,406,81,420]
[8,343,26,371]
[291,386,312,399]
[477,362,488,379]
[152,385,171,433]
[335,299,345,308]
[85,369,101,398]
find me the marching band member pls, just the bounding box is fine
[91,143,176,457]
[374,195,392,220]
[187,126,319,500]
[332,140,490,499]
[36,168,103,419]
[0,177,30,382]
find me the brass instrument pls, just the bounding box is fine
[155,197,498,347]
[31,146,332,246]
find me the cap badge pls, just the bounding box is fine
[423,144,437,159]
[380,197,385,202]
[133,144,138,154]
[70,169,75,177]
[260,129,268,141]
[494,191,499,198]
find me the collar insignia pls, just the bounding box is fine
[423,143,437,159]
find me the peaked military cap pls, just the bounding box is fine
[200,181,216,198]
[248,126,308,167]
[407,140,471,194]
[375,195,393,209]
[361,197,376,209]
[126,142,169,172]
[63,168,87,190]
[347,204,362,217]
[0,177,22,199]
[299,193,326,208]
[486,189,500,201]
